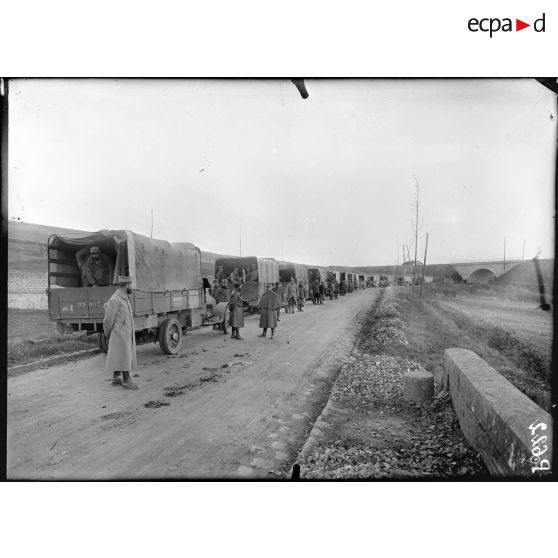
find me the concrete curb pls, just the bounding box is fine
[8,348,100,375]
[292,297,383,472]
[295,362,351,465]
[442,348,552,477]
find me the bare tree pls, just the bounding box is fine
[411,175,420,285]
[409,175,421,331]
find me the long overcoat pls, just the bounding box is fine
[103,291,137,372]
[286,282,298,304]
[298,284,306,305]
[228,290,245,328]
[272,285,284,306]
[259,291,280,328]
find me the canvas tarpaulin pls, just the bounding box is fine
[279,262,309,284]
[49,230,202,292]
[257,258,279,285]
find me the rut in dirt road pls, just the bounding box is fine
[7,289,381,479]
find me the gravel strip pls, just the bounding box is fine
[298,290,487,479]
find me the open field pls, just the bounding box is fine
[387,285,552,412]
[437,296,552,356]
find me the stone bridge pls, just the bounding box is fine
[452,260,523,283]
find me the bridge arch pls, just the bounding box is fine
[468,268,497,283]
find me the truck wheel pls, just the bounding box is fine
[159,318,182,355]
[97,332,109,353]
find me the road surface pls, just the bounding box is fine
[7,289,380,479]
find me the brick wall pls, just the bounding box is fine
[8,270,48,309]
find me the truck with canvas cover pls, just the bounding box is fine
[379,275,390,287]
[214,256,279,311]
[339,272,347,295]
[47,230,203,355]
[279,262,309,295]
[308,267,327,299]
[325,270,338,285]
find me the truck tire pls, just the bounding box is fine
[97,332,109,353]
[159,318,182,355]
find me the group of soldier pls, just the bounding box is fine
[214,264,258,285]
[210,276,307,340]
[208,274,352,341]
[92,245,369,389]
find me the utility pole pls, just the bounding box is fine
[239,225,242,257]
[503,236,506,272]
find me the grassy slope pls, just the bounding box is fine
[7,309,97,368]
[10,220,553,283]
[8,220,232,276]
[388,286,551,411]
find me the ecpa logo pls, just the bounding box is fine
[468,13,546,37]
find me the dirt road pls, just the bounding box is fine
[7,289,380,479]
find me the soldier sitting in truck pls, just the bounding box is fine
[76,246,115,287]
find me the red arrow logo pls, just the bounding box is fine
[516,19,530,31]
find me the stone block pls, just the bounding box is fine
[403,369,434,403]
[444,348,552,477]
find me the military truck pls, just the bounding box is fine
[48,229,203,355]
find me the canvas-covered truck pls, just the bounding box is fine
[308,267,327,300]
[47,230,204,355]
[379,275,390,287]
[214,256,279,312]
[339,272,348,295]
[279,262,309,296]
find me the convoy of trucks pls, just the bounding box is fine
[47,229,395,354]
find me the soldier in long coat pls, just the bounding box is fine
[103,275,138,389]
[228,283,245,340]
[258,284,280,338]
[272,282,284,321]
[286,277,298,314]
[297,282,306,311]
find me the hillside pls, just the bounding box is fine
[7,220,235,276]
[8,221,91,272]
[8,221,553,285]
[496,259,554,290]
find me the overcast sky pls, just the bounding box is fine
[8,79,556,266]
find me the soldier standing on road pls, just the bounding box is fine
[103,275,138,390]
[286,277,297,314]
[228,283,245,340]
[272,281,284,321]
[297,281,306,312]
[258,284,280,339]
[313,280,321,305]
[319,281,325,304]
